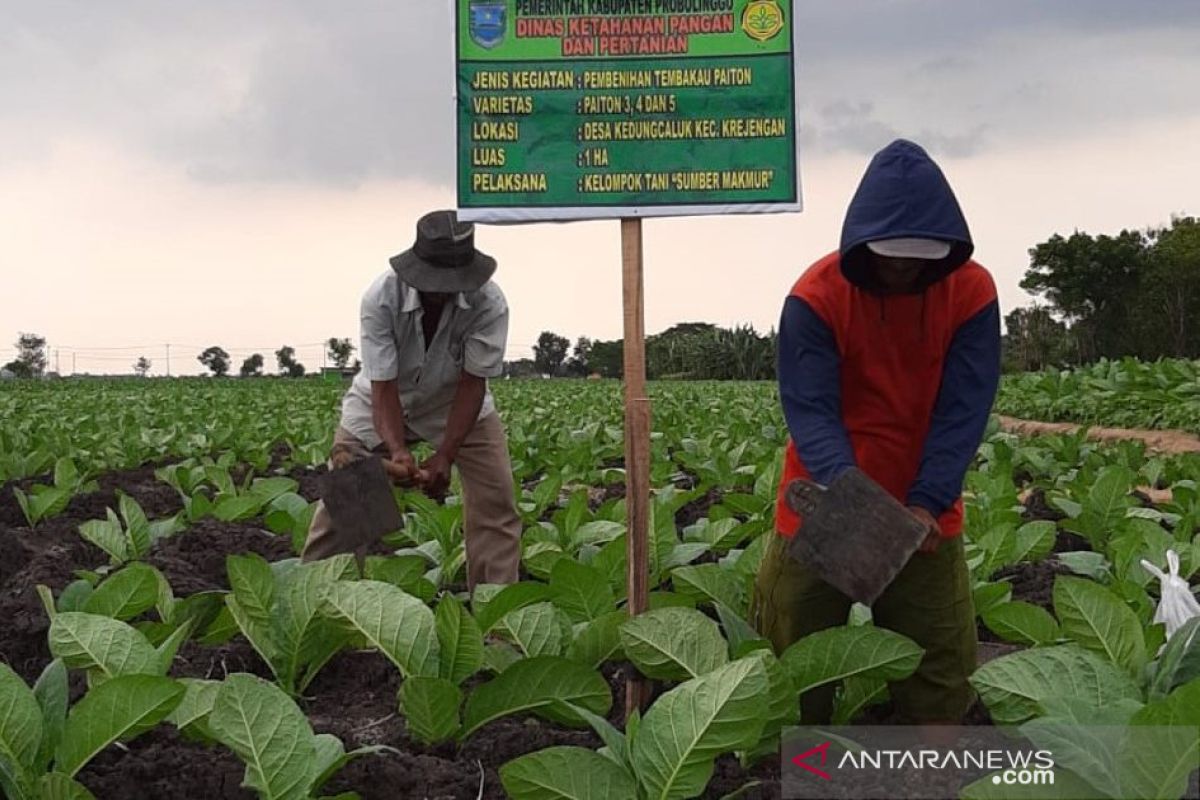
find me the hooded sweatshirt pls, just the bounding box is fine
[775,139,1001,538]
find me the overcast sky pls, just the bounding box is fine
[3,1,1198,374]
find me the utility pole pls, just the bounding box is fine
[55,349,60,375]
[165,343,171,376]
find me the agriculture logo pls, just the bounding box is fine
[469,0,507,50]
[742,0,784,42]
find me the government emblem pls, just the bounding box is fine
[469,0,507,50]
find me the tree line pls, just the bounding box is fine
[507,323,777,381]
[1,337,358,378]
[510,215,1200,380]
[196,339,357,377]
[1004,215,1200,371]
[7,217,1196,380]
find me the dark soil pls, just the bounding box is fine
[1012,468,1034,487]
[289,463,327,503]
[975,617,1002,644]
[0,463,628,800]
[2,461,1028,800]
[79,727,255,799]
[976,641,1021,665]
[706,756,780,799]
[0,461,292,683]
[855,696,993,727]
[1021,488,1065,523]
[0,526,32,587]
[172,636,275,683]
[1021,488,1093,551]
[676,487,725,528]
[1052,529,1092,554]
[602,660,635,723]
[0,515,108,683]
[145,519,294,595]
[599,481,627,503]
[0,462,181,528]
[303,648,608,800]
[1131,489,1156,508]
[993,558,1075,611]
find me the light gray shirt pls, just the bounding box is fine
[340,270,508,449]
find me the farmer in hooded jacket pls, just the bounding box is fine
[752,140,1001,724]
[302,210,521,590]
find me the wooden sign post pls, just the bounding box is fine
[621,218,651,715]
[454,0,802,722]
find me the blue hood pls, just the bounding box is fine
[839,139,973,293]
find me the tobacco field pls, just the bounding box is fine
[2,364,1199,799]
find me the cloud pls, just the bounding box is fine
[794,0,1200,56]
[804,100,988,158]
[1,1,456,183]
[167,3,459,186]
[2,1,1198,185]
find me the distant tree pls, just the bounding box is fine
[659,322,717,337]
[326,337,355,369]
[504,358,539,378]
[1022,229,1146,362]
[275,346,295,373]
[647,323,716,378]
[1002,306,1072,372]
[1134,216,1200,358]
[643,322,774,380]
[533,331,570,376]
[711,324,774,380]
[1018,218,1200,363]
[588,340,623,379]
[566,336,593,376]
[240,353,265,377]
[3,333,48,378]
[276,346,306,378]
[197,346,230,377]
[133,357,152,377]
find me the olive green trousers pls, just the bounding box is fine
[750,532,977,724]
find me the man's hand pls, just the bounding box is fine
[383,448,419,487]
[427,372,485,502]
[909,506,943,554]
[418,452,453,501]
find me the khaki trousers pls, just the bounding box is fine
[302,412,521,590]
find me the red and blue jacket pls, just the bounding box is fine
[775,140,1001,539]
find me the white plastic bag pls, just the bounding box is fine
[1141,549,1200,639]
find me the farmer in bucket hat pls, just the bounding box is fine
[751,140,1002,724]
[302,210,520,589]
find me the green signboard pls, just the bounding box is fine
[456,0,801,222]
